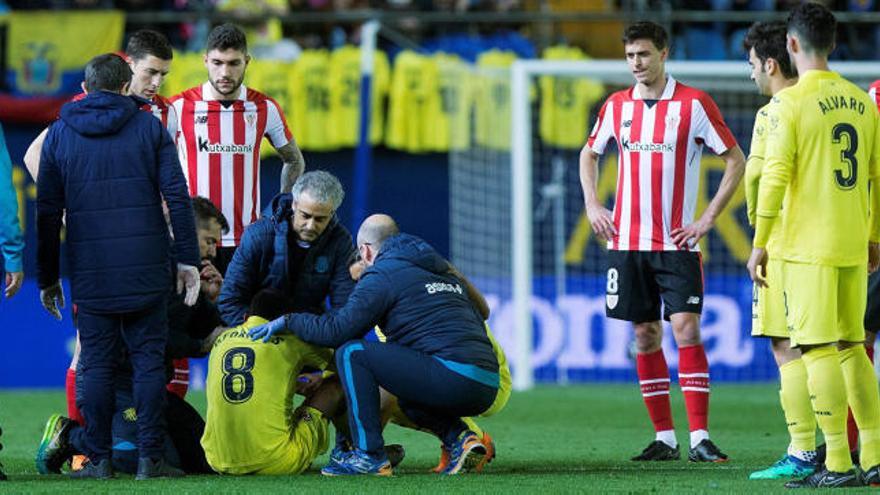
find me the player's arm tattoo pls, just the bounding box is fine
[278,139,305,194]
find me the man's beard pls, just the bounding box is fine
[210,74,243,98]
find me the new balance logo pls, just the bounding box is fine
[687,296,700,305]
[195,115,209,124]
[197,136,253,154]
[622,120,632,128]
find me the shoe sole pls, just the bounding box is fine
[689,458,729,463]
[467,436,496,473]
[35,414,63,475]
[445,441,487,475]
[321,466,393,477]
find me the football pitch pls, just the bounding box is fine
[0,384,874,493]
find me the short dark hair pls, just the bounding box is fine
[126,29,173,62]
[192,196,229,235]
[249,288,290,321]
[743,21,797,79]
[787,1,836,55]
[84,53,132,93]
[206,23,247,54]
[622,21,668,51]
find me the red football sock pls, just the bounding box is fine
[65,368,84,425]
[678,344,710,432]
[166,358,190,399]
[636,349,674,432]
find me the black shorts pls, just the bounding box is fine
[865,270,880,334]
[605,250,704,323]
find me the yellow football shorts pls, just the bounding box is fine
[254,406,330,475]
[752,258,788,339]
[782,261,866,347]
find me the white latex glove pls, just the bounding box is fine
[176,263,201,307]
[40,281,65,320]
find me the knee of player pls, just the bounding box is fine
[670,315,701,345]
[633,322,663,352]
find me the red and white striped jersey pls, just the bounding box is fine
[587,76,737,252]
[171,83,293,246]
[870,80,880,110]
[148,94,178,139]
[71,92,177,137]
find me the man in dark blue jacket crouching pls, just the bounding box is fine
[36,53,201,480]
[218,170,356,326]
[250,214,499,477]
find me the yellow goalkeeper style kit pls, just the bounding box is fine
[201,316,333,475]
[756,70,880,346]
[755,69,880,474]
[746,104,786,339]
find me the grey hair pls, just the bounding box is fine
[290,170,345,210]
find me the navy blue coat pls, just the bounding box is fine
[288,233,498,372]
[217,192,356,326]
[36,91,199,313]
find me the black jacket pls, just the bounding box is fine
[36,91,198,312]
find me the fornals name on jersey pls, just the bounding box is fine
[621,139,674,153]
[425,282,463,295]
[197,136,254,154]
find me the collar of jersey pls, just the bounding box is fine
[201,81,248,102]
[798,69,839,83]
[632,75,677,101]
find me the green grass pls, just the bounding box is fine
[0,384,872,493]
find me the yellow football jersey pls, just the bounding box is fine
[246,57,295,158]
[162,50,207,99]
[429,53,473,152]
[745,104,783,258]
[201,316,332,474]
[539,45,604,149]
[385,50,440,153]
[756,70,880,266]
[327,45,390,147]
[288,49,337,151]
[474,50,517,150]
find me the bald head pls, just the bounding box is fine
[357,214,399,252]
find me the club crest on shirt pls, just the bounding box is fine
[315,256,329,273]
[606,294,619,310]
[245,113,256,127]
[665,114,680,127]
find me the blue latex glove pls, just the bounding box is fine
[248,316,290,342]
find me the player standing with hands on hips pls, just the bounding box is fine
[579,21,745,463]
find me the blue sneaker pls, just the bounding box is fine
[321,449,392,476]
[749,454,816,480]
[442,430,487,475]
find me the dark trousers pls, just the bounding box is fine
[77,305,168,461]
[336,340,497,457]
[69,390,213,474]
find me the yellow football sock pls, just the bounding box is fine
[463,417,484,438]
[802,345,851,473]
[779,358,817,452]
[839,344,880,470]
